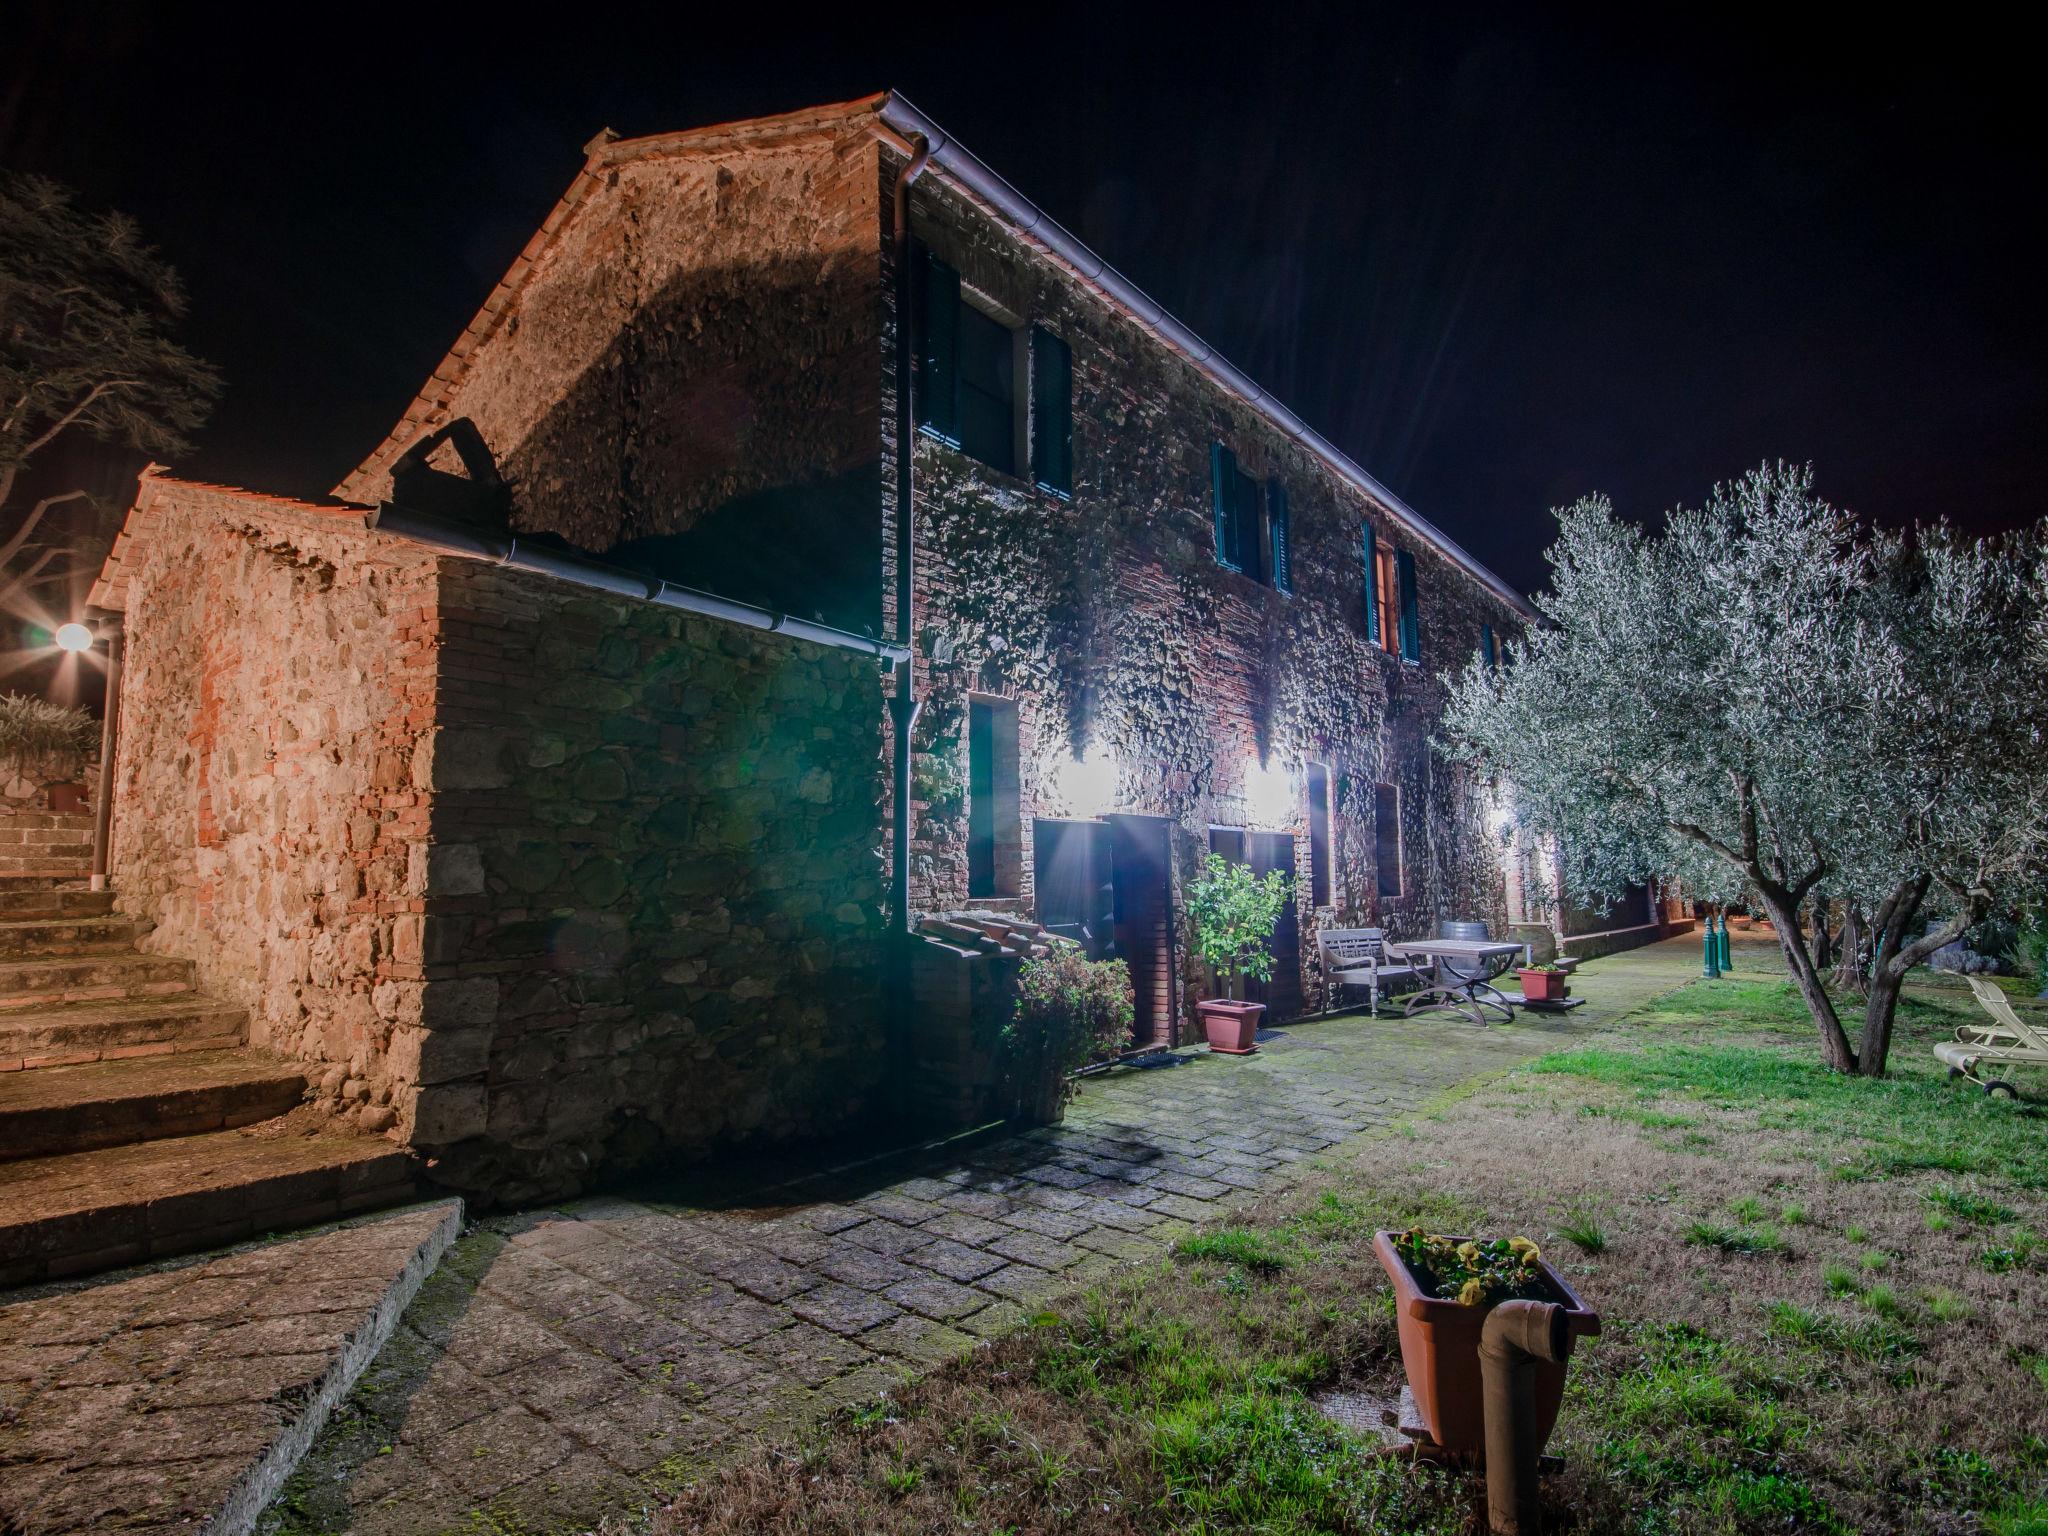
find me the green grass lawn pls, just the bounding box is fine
[645,970,2048,1535]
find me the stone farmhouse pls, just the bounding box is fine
[5,93,1566,1280]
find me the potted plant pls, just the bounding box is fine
[1185,852,1291,1054]
[0,693,97,814]
[1003,944,1135,1123]
[1374,1227,1601,1458]
[1516,961,1567,1004]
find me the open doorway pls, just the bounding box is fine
[1207,827,1304,1021]
[1033,814,1176,1049]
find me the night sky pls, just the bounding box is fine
[6,2,2041,595]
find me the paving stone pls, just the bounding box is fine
[423,1403,572,1500]
[975,1261,1057,1303]
[787,1282,899,1336]
[866,1313,978,1366]
[743,1320,873,1387]
[838,1218,934,1257]
[985,1229,1087,1271]
[911,1237,1008,1284]
[883,1272,989,1322]
[816,1246,919,1292]
[999,1205,1094,1240]
[918,1210,1009,1245]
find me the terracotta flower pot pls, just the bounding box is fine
[1196,997,1264,1054]
[1517,967,1566,1004]
[1372,1229,1600,1458]
[46,782,87,815]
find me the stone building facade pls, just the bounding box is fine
[97,94,1531,1198]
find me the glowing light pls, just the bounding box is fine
[1245,757,1296,829]
[53,623,94,653]
[1049,747,1117,819]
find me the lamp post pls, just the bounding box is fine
[1701,907,1721,979]
[64,617,124,893]
[1716,913,1733,973]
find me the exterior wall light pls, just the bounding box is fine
[54,622,95,653]
[1051,746,1117,820]
[1245,756,1296,829]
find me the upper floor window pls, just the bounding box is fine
[915,248,1073,492]
[1479,621,1501,671]
[1362,524,1421,662]
[1209,446,1292,591]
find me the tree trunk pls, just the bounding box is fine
[1811,901,1834,971]
[1859,874,1984,1078]
[1752,883,1858,1073]
[1833,903,1866,994]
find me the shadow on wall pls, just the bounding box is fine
[493,253,883,637]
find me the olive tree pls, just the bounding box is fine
[0,174,218,609]
[1444,463,2048,1076]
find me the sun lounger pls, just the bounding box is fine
[1934,976,2048,1098]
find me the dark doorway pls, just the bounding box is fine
[1034,816,1176,1050]
[1207,827,1304,1021]
[1106,815,1175,1049]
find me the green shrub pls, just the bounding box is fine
[1005,946,1135,1116]
[1185,853,1289,999]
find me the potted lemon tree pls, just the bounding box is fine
[1185,853,1291,1054]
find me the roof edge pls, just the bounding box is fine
[878,92,1533,619]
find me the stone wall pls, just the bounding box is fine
[103,481,438,1122]
[407,559,889,1202]
[343,119,886,637]
[882,151,1527,1027]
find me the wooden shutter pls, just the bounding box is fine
[1210,444,1239,570]
[1396,548,1421,662]
[1480,621,1495,671]
[917,249,960,444]
[1030,327,1072,495]
[1268,480,1291,593]
[1362,523,1379,642]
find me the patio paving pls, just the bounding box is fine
[258,931,1712,1535]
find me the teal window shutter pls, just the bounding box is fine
[1268,480,1291,593]
[1396,548,1421,662]
[1480,621,1496,670]
[917,249,960,444]
[1211,444,1239,570]
[1362,522,1379,642]
[1030,327,1072,496]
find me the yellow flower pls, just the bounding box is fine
[1458,1278,1485,1306]
[1456,1241,1482,1266]
[1509,1237,1540,1264]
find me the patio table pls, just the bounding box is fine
[1384,938,1526,1024]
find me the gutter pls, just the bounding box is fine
[876,92,1535,622]
[365,502,910,664]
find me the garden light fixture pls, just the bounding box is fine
[53,622,94,652]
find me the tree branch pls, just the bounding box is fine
[0,489,90,571]
[18,380,136,463]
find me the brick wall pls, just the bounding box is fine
[406,560,889,1202]
[105,482,438,1117]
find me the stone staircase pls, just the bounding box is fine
[0,813,415,1286]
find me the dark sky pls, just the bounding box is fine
[5,2,2041,594]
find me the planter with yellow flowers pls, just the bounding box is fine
[1373,1227,1601,1459]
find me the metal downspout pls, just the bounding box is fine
[888,133,930,1110]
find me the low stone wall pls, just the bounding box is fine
[0,752,97,817]
[407,559,890,1202]
[102,481,439,1130]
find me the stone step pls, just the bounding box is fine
[0,886,114,919]
[0,859,93,877]
[0,1048,308,1160]
[0,1126,417,1285]
[0,952,197,1013]
[0,914,141,958]
[0,995,243,1069]
[0,872,90,892]
[0,824,94,846]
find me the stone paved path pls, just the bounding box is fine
[0,1200,460,1536]
[265,934,1708,1535]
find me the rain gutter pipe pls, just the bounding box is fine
[1479,1298,1576,1535]
[364,502,910,665]
[875,92,1534,622]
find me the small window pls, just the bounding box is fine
[968,697,1021,898]
[1479,621,1496,670]
[1030,327,1072,497]
[1305,763,1331,906]
[1373,782,1403,899]
[1210,444,1265,580]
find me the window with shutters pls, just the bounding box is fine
[1395,548,1421,663]
[915,247,1026,478]
[1209,444,1266,582]
[1374,782,1404,899]
[1368,534,1399,652]
[1030,327,1072,497]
